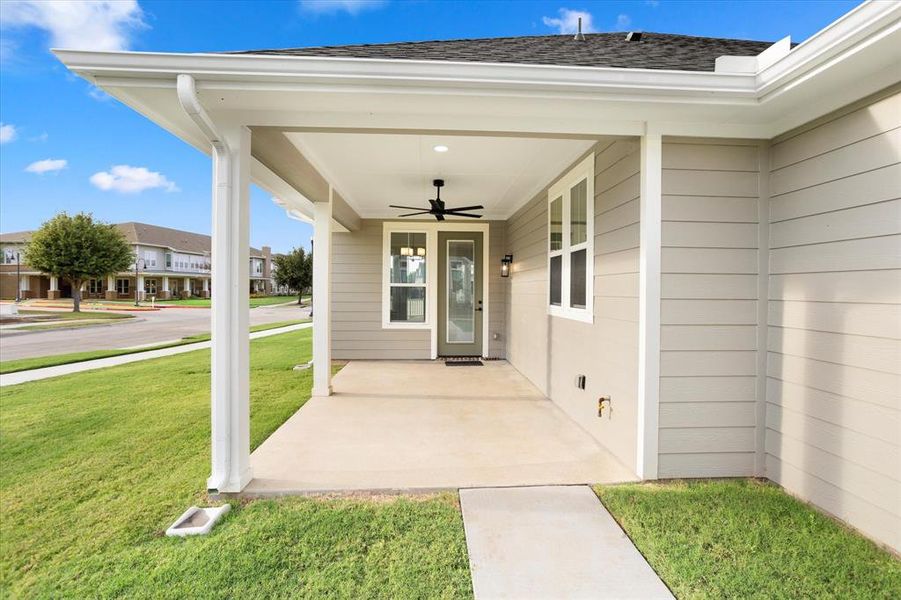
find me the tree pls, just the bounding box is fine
[25,213,133,312]
[272,246,312,305]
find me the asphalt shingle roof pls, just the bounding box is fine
[1,223,266,257]
[233,32,776,72]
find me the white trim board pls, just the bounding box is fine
[382,221,490,360]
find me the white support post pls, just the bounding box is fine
[162,276,169,292]
[637,130,662,480]
[49,276,58,291]
[312,190,333,396]
[208,124,252,493]
[136,274,145,301]
[184,276,191,296]
[202,277,209,294]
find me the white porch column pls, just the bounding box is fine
[49,276,58,291]
[184,276,191,296]
[208,124,252,493]
[162,276,169,292]
[312,192,333,396]
[637,130,662,480]
[202,277,209,294]
[136,273,145,301]
[107,274,115,289]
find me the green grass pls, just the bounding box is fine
[154,295,305,308]
[596,479,901,599]
[0,320,308,374]
[0,329,471,598]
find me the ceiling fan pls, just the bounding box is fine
[390,179,483,221]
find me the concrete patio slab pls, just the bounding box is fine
[242,360,636,495]
[460,485,673,600]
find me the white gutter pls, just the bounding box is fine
[175,73,231,494]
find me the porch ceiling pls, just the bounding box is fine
[286,132,597,220]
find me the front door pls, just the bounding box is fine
[438,231,483,357]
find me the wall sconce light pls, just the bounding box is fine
[416,247,426,257]
[501,254,513,278]
[400,246,414,257]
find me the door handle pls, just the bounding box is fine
[476,300,483,312]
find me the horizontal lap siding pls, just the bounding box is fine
[766,89,901,551]
[331,220,431,359]
[658,139,762,478]
[504,140,641,473]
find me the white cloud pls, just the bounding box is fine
[646,1,660,7]
[542,9,596,35]
[25,158,67,174]
[28,132,48,142]
[89,165,179,194]
[0,123,17,144]
[616,14,632,30]
[0,0,146,52]
[299,0,387,16]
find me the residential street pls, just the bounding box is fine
[0,302,310,361]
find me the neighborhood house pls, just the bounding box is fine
[54,1,901,552]
[0,222,273,300]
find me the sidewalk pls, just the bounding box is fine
[460,485,673,599]
[0,322,311,387]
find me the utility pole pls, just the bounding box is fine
[134,257,144,307]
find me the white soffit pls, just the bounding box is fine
[286,132,595,219]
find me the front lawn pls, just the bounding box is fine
[154,295,306,308]
[0,329,471,598]
[597,479,901,599]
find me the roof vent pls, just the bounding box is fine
[625,31,642,42]
[574,17,585,41]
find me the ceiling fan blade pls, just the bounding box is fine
[444,205,484,213]
[390,205,428,211]
[398,211,432,217]
[447,213,482,219]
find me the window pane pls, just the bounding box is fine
[549,255,562,306]
[390,232,427,284]
[390,286,426,323]
[550,196,563,252]
[447,240,475,343]
[570,178,588,246]
[570,249,587,309]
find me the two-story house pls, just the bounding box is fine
[0,222,272,301]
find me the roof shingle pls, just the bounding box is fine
[232,32,776,72]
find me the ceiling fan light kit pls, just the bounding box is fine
[389,179,484,221]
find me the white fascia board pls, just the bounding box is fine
[53,48,758,100]
[756,0,901,96]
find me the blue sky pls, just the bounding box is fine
[0,0,861,253]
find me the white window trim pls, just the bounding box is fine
[382,227,431,330]
[547,152,595,323]
[382,221,490,359]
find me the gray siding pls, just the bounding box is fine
[330,218,506,360]
[765,88,901,551]
[658,139,763,478]
[505,139,641,473]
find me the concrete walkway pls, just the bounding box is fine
[460,486,673,600]
[0,323,311,387]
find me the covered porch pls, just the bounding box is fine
[244,359,635,496]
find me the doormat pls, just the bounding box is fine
[444,358,484,366]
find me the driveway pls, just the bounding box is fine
[0,302,310,361]
[243,360,636,496]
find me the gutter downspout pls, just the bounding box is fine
[176,73,231,493]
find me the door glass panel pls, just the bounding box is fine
[550,196,563,251]
[447,240,475,343]
[570,179,588,245]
